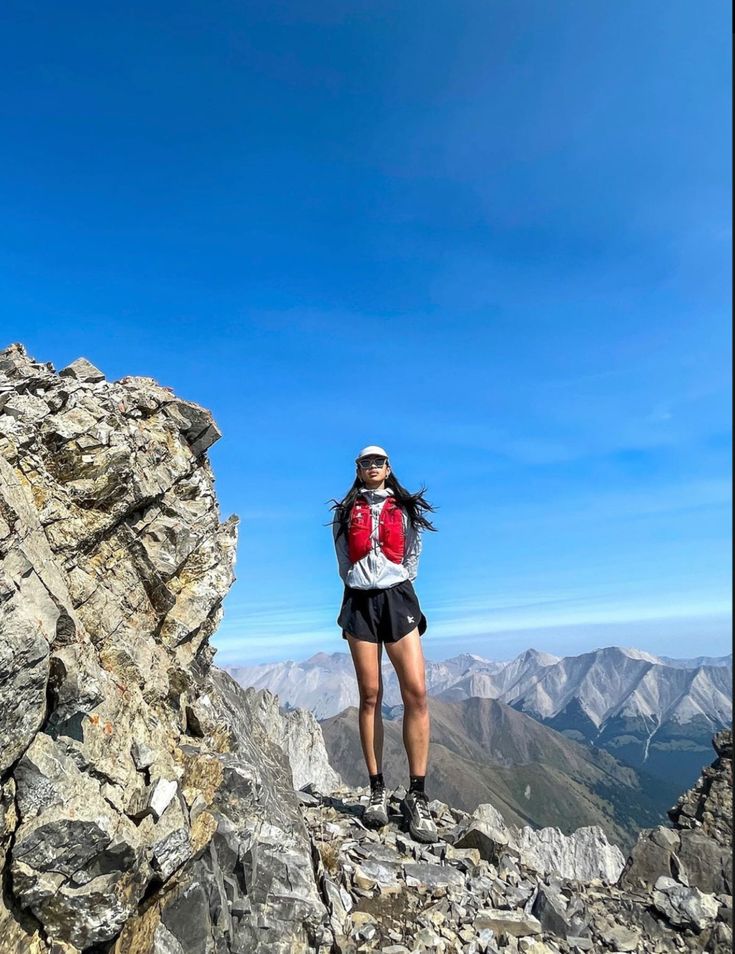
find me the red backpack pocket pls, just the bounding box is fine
[348,497,373,563]
[379,498,405,563]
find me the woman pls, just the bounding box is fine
[330,445,438,843]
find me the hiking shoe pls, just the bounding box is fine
[363,785,389,828]
[402,790,438,843]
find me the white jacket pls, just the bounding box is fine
[333,486,422,590]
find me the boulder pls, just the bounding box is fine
[652,876,720,931]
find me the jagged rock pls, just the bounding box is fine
[677,829,732,895]
[296,767,735,952]
[474,909,542,938]
[11,731,151,947]
[0,450,76,776]
[565,937,593,951]
[244,686,343,793]
[404,862,465,889]
[131,739,157,771]
[452,802,519,864]
[452,803,623,885]
[530,885,572,937]
[59,357,105,383]
[620,734,733,900]
[717,894,733,925]
[518,943,560,954]
[0,344,332,953]
[652,876,720,930]
[618,825,681,891]
[605,924,642,951]
[322,871,352,935]
[515,826,625,884]
[668,728,732,847]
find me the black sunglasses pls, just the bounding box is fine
[358,457,388,469]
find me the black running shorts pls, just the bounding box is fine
[338,579,428,644]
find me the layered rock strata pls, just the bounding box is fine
[0,343,332,953]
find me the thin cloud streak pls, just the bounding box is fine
[213,610,732,667]
[213,596,731,664]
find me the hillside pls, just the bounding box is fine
[320,695,665,852]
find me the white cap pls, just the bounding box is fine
[355,445,389,462]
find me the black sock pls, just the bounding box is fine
[369,772,384,790]
[409,774,425,795]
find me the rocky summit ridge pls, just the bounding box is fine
[0,342,732,954]
[301,728,732,954]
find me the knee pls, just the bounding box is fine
[359,685,382,710]
[402,684,428,712]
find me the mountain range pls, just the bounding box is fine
[226,645,732,793]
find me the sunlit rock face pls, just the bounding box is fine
[0,343,333,953]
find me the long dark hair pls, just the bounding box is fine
[328,466,438,539]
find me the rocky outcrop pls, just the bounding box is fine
[620,729,733,902]
[0,343,333,953]
[248,687,344,793]
[667,728,732,847]
[300,775,732,953]
[514,825,625,885]
[448,801,625,884]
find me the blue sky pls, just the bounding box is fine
[2,1,731,665]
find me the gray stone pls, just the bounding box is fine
[152,922,187,954]
[131,740,156,771]
[566,938,593,951]
[606,925,642,951]
[148,778,178,820]
[668,729,732,849]
[653,880,720,930]
[10,732,151,947]
[531,885,571,937]
[59,357,105,383]
[474,910,542,938]
[247,688,343,794]
[516,825,625,884]
[651,826,681,851]
[404,862,465,889]
[619,827,678,891]
[353,858,402,888]
[677,828,732,895]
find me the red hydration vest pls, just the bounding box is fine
[348,495,405,565]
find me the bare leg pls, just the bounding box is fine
[384,629,429,775]
[346,634,384,775]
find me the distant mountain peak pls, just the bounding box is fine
[617,646,662,663]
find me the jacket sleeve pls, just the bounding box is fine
[403,517,422,581]
[333,519,352,584]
